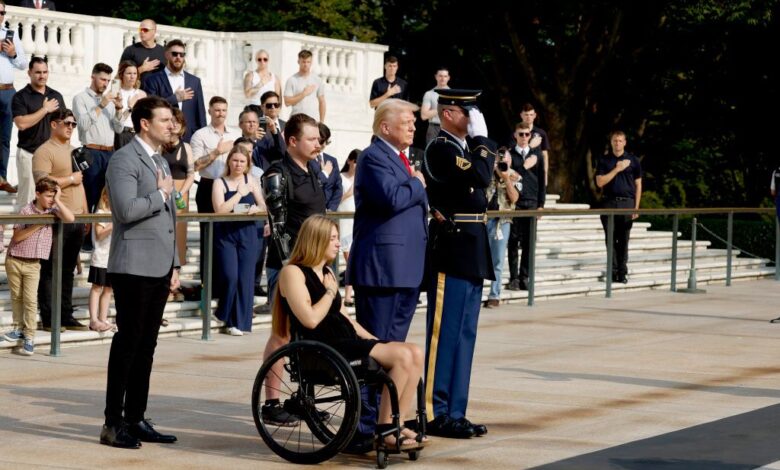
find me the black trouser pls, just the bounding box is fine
[196,178,215,279]
[104,270,171,425]
[507,201,538,282]
[38,223,85,326]
[600,198,635,277]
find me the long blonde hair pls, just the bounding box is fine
[271,215,339,337]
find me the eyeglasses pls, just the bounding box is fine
[170,51,186,58]
[139,27,152,33]
[257,57,269,62]
[516,132,531,137]
[0,11,6,16]
[264,102,280,109]
[59,121,78,128]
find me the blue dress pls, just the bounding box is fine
[214,175,259,331]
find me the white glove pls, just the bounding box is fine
[467,108,488,138]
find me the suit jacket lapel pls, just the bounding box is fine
[376,139,408,177]
[132,139,158,178]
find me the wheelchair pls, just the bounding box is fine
[251,339,427,468]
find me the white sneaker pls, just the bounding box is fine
[228,327,243,336]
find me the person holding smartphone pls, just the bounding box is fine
[1,2,30,193]
[484,147,521,308]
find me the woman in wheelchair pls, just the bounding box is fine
[272,215,429,450]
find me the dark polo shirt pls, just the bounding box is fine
[12,84,66,154]
[119,42,167,81]
[265,154,327,270]
[596,152,642,199]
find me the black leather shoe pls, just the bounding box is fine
[100,423,141,449]
[127,419,177,443]
[506,279,521,291]
[62,317,89,331]
[457,417,487,436]
[426,415,474,439]
[618,274,628,284]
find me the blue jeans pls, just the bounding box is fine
[0,88,15,179]
[487,218,510,300]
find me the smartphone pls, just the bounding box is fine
[109,79,121,96]
[4,30,14,43]
[259,115,268,132]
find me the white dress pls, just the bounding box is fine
[337,173,355,251]
[119,88,142,128]
[247,71,278,106]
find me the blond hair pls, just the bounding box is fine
[271,215,339,337]
[372,99,420,136]
[222,146,252,177]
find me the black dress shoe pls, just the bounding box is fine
[506,279,521,291]
[457,417,487,436]
[62,317,89,331]
[426,415,474,439]
[100,423,141,449]
[127,419,177,443]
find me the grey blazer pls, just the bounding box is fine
[106,138,179,277]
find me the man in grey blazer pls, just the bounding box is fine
[100,96,180,449]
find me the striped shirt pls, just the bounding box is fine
[9,202,58,260]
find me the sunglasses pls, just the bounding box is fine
[257,57,269,62]
[516,132,531,137]
[0,11,6,16]
[264,102,280,109]
[60,121,78,128]
[139,27,152,33]
[170,51,186,58]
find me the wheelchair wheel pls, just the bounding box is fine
[252,341,361,464]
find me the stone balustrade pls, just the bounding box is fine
[4,6,387,184]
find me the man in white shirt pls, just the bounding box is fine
[72,62,124,213]
[190,96,238,274]
[0,4,29,192]
[283,50,326,122]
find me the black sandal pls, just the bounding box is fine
[375,424,419,451]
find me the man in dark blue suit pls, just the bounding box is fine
[251,91,285,172]
[312,122,342,211]
[347,98,428,442]
[141,39,206,142]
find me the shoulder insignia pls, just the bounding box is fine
[474,145,495,159]
[455,155,472,170]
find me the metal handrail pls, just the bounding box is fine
[3,206,776,356]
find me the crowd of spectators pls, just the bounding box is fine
[0,9,561,353]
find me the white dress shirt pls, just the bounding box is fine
[165,67,185,110]
[190,124,240,179]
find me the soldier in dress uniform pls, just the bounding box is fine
[421,89,496,439]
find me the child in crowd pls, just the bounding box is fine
[88,188,115,332]
[2,178,75,356]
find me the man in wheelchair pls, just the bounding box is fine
[261,215,430,458]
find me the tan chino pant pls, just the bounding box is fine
[5,255,41,340]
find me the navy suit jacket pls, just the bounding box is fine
[347,139,428,288]
[252,118,286,172]
[19,0,55,9]
[141,70,207,142]
[311,153,343,211]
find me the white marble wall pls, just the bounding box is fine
[4,6,387,184]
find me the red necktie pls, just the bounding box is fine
[399,151,412,175]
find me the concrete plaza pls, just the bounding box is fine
[1,279,780,469]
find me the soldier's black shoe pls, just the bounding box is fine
[457,417,487,436]
[426,415,474,439]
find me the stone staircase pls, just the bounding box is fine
[0,190,774,353]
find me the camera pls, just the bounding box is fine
[71,147,92,172]
[498,162,509,172]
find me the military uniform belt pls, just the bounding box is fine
[452,213,487,224]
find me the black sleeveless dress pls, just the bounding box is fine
[282,265,381,361]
